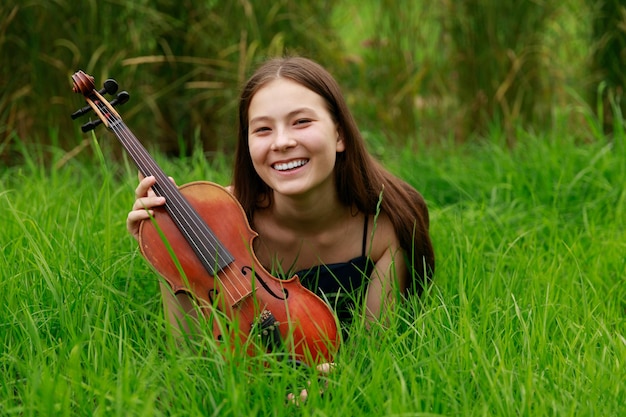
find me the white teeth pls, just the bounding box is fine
[273,159,308,171]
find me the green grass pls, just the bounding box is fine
[1,112,625,416]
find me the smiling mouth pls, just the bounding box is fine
[272,159,309,171]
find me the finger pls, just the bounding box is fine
[128,207,153,222]
[299,389,308,402]
[286,389,309,406]
[132,196,166,211]
[127,209,151,240]
[316,362,335,374]
[135,175,157,199]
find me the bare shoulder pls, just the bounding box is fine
[367,210,409,299]
[368,211,402,262]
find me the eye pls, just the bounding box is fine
[251,126,271,134]
[294,118,312,126]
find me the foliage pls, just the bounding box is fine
[0,0,341,161]
[332,0,447,143]
[588,0,626,134]
[0,0,622,155]
[442,0,563,143]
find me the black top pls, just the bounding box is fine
[293,216,374,326]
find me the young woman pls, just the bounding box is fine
[127,56,435,337]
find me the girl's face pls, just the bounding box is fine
[247,79,344,200]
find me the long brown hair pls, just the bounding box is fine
[233,57,434,295]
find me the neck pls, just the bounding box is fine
[269,191,349,232]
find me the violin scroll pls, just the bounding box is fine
[71,70,96,95]
[71,71,119,97]
[70,70,128,132]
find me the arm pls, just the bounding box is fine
[365,247,407,322]
[364,215,408,322]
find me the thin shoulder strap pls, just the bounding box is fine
[362,215,369,257]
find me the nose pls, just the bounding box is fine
[270,127,296,151]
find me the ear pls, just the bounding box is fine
[335,128,345,152]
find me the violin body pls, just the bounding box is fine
[70,70,340,366]
[140,181,339,364]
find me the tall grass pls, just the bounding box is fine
[588,0,626,134]
[443,0,565,143]
[0,0,342,160]
[0,0,607,160]
[1,103,624,415]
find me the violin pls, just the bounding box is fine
[70,71,339,365]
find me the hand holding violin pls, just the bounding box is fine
[127,175,168,241]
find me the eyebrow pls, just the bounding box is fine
[249,107,317,125]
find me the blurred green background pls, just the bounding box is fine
[1,0,624,161]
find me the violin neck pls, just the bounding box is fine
[102,112,234,276]
[112,122,176,202]
[71,75,234,277]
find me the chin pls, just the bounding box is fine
[270,183,312,198]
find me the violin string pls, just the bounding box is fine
[96,99,248,303]
[118,130,245,302]
[112,119,247,303]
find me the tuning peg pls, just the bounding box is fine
[81,119,102,132]
[71,105,93,120]
[100,79,118,96]
[110,91,130,107]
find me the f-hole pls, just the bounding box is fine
[208,288,219,304]
[241,265,288,300]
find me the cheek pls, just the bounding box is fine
[247,139,268,176]
[247,138,263,163]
